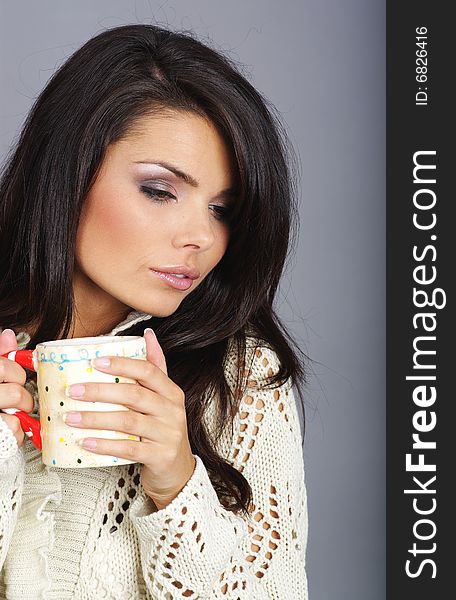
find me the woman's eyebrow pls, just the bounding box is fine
[134,160,238,200]
[135,160,199,187]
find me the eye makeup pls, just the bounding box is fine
[133,160,199,188]
[140,187,231,222]
[131,160,238,224]
[140,185,176,202]
[132,161,238,203]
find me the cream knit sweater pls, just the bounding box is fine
[0,312,308,599]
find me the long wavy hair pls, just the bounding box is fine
[0,24,308,516]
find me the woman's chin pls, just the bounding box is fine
[131,301,182,319]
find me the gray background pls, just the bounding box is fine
[0,1,385,598]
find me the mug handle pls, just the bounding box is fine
[1,350,42,450]
[1,409,42,450]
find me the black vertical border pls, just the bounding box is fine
[387,2,453,597]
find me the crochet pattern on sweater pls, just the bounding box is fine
[0,313,308,599]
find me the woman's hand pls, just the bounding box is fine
[0,329,35,448]
[64,328,196,510]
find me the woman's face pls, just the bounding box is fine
[74,110,237,325]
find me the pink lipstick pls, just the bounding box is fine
[150,269,195,290]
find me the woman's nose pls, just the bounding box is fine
[171,205,216,251]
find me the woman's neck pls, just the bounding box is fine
[17,307,131,341]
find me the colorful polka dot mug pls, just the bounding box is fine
[34,335,146,468]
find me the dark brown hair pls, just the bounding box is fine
[0,24,308,516]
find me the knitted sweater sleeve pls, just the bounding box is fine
[129,344,309,599]
[0,418,25,571]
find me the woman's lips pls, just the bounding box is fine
[150,269,194,290]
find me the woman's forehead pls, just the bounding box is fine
[108,112,238,184]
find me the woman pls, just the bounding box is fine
[0,24,309,599]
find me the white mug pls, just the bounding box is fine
[35,335,146,468]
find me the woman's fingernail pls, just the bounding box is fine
[64,411,82,424]
[66,383,85,398]
[2,328,15,336]
[144,327,155,338]
[81,438,97,449]
[92,357,111,369]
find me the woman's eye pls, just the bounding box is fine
[141,186,231,222]
[140,187,176,202]
[210,205,231,221]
